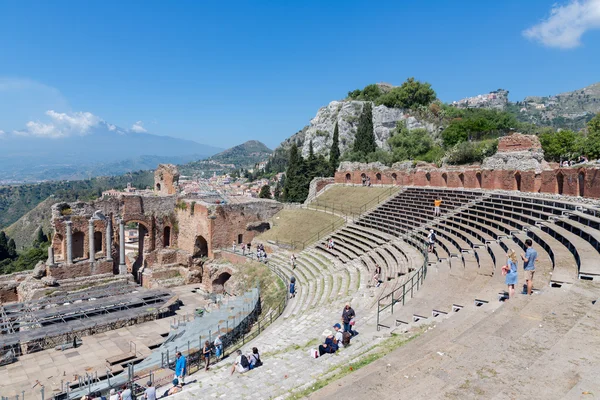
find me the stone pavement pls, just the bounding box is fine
[310,281,600,400]
[165,245,417,400]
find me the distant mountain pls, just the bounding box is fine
[453,82,600,130]
[0,121,222,182]
[179,140,272,176]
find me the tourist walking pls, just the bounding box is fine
[143,381,156,400]
[109,389,119,400]
[119,385,132,400]
[290,254,296,269]
[342,303,356,336]
[214,335,223,359]
[521,239,538,295]
[202,340,211,371]
[174,351,187,384]
[434,198,442,217]
[503,249,518,300]
[373,264,381,288]
[289,276,296,298]
[427,230,436,253]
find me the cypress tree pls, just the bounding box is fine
[283,144,302,202]
[36,226,47,245]
[0,231,8,260]
[7,239,16,258]
[353,102,376,156]
[258,185,272,199]
[329,122,341,175]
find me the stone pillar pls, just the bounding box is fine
[47,246,55,266]
[65,221,73,264]
[119,218,127,274]
[88,219,95,262]
[106,217,113,261]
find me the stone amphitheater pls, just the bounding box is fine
[165,183,600,400]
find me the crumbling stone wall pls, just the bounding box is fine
[176,200,283,258]
[334,134,600,199]
[154,164,180,195]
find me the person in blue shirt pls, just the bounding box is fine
[521,239,538,295]
[175,352,187,384]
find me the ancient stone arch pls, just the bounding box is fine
[164,226,171,247]
[391,173,397,182]
[442,173,448,186]
[556,171,564,195]
[212,272,232,294]
[376,173,382,183]
[194,235,209,258]
[72,231,85,260]
[578,170,586,197]
[155,182,161,191]
[515,172,522,191]
[458,173,465,187]
[345,173,351,183]
[93,231,103,254]
[476,172,482,188]
[425,172,431,185]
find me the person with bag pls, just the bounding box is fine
[213,335,223,359]
[289,276,296,298]
[231,349,250,375]
[342,303,356,337]
[504,249,518,300]
[318,329,338,356]
[247,347,262,369]
[372,264,382,288]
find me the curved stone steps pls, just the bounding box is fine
[333,230,376,252]
[345,224,394,243]
[456,210,513,238]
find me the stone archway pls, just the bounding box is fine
[515,172,522,191]
[345,173,351,183]
[391,173,397,183]
[156,183,161,191]
[425,172,431,185]
[578,171,585,197]
[194,235,209,257]
[72,232,85,260]
[212,272,231,294]
[375,173,382,183]
[123,221,151,281]
[458,173,465,187]
[556,172,564,195]
[442,173,448,186]
[476,172,482,188]
[94,232,103,255]
[164,226,171,247]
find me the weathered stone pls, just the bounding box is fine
[154,164,180,195]
[41,276,58,287]
[299,100,438,158]
[32,261,46,279]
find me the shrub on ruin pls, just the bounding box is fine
[376,78,436,109]
[445,139,498,165]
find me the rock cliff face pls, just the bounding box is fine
[297,100,438,158]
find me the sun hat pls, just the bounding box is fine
[109,389,115,395]
[322,329,333,337]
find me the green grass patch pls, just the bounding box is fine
[256,209,343,248]
[238,261,287,313]
[310,186,399,216]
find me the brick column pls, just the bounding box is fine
[89,218,95,262]
[65,221,73,264]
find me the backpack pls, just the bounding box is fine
[342,332,351,346]
[254,354,263,367]
[240,355,249,369]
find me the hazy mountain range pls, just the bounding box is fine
[0,120,222,182]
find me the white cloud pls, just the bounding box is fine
[13,110,103,138]
[130,120,147,133]
[523,0,600,49]
[0,129,5,138]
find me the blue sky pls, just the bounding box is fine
[1,0,599,149]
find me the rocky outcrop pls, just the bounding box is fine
[299,101,438,158]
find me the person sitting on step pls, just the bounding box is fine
[318,329,338,356]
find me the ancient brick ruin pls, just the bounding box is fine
[0,164,282,302]
[334,133,600,199]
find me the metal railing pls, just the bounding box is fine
[376,236,429,331]
[271,185,401,251]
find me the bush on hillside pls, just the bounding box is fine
[539,129,582,162]
[376,78,436,109]
[445,139,498,165]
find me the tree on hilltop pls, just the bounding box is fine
[377,77,436,109]
[353,103,377,156]
[586,113,600,160]
[329,122,341,175]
